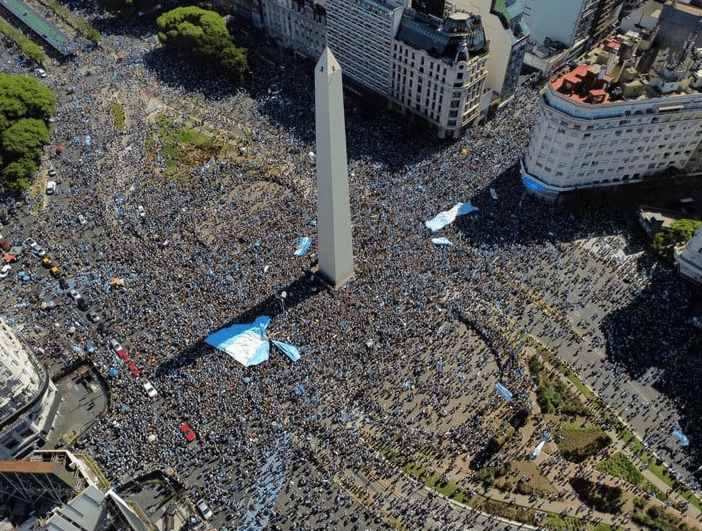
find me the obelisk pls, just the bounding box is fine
[315,47,354,288]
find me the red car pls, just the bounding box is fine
[0,239,9,252]
[180,422,196,442]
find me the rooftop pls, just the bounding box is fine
[395,9,488,62]
[550,32,702,104]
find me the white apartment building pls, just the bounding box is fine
[259,0,490,137]
[449,0,529,100]
[390,11,489,137]
[0,318,60,459]
[326,0,405,96]
[260,0,327,59]
[521,36,702,202]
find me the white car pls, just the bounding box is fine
[46,180,56,195]
[109,338,123,352]
[0,264,11,278]
[78,213,87,225]
[143,381,158,398]
[67,288,81,301]
[24,238,45,257]
[35,68,47,78]
[196,499,213,521]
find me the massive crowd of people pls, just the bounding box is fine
[2,6,702,530]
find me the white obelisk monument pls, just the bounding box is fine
[315,48,354,288]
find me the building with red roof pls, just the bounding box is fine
[520,31,702,202]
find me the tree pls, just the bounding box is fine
[2,118,50,161]
[651,218,702,256]
[0,74,55,191]
[157,7,248,81]
[3,159,37,190]
[670,218,701,244]
[0,73,56,123]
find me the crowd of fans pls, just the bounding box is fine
[1,7,701,530]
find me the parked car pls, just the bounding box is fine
[87,311,101,323]
[24,237,37,248]
[109,338,124,353]
[41,257,52,268]
[0,264,11,278]
[196,499,213,521]
[67,288,81,301]
[143,381,158,399]
[78,213,87,225]
[0,239,9,252]
[46,180,56,195]
[77,297,89,311]
[50,266,63,278]
[180,422,196,443]
[32,245,46,257]
[58,277,69,290]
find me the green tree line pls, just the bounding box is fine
[0,73,55,191]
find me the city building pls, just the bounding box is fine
[591,0,626,42]
[619,0,661,38]
[258,0,490,137]
[450,0,530,100]
[0,318,60,460]
[521,33,702,202]
[676,226,702,284]
[622,0,647,14]
[0,450,152,530]
[260,0,327,59]
[390,10,489,137]
[413,0,448,17]
[326,0,405,97]
[656,0,702,51]
[522,0,625,77]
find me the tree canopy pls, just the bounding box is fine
[651,218,702,256]
[157,7,248,81]
[0,74,55,191]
